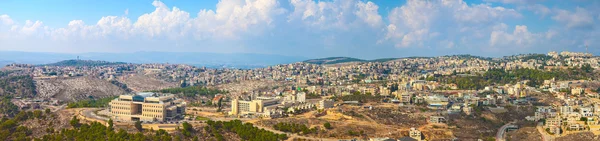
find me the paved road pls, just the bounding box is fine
[81,108,110,121]
[496,122,515,141]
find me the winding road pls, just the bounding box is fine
[496,122,515,141]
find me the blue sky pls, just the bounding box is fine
[0,0,599,59]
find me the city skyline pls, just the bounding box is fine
[1,0,599,59]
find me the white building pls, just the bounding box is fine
[318,99,334,110]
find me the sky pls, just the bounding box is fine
[0,0,599,59]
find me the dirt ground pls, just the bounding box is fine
[257,105,456,140]
[505,127,542,141]
[556,132,600,141]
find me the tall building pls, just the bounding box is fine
[110,92,186,122]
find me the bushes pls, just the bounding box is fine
[67,96,116,108]
[181,122,193,137]
[134,121,142,132]
[273,122,316,135]
[324,122,332,129]
[37,121,174,141]
[207,120,287,141]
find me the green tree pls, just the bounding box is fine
[181,122,193,137]
[324,122,332,129]
[32,110,42,119]
[107,119,113,131]
[134,121,143,132]
[69,116,80,128]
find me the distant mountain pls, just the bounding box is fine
[0,51,307,68]
[303,57,366,65]
[0,60,15,68]
[303,57,411,65]
[42,60,127,67]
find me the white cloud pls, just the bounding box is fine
[523,4,551,17]
[384,0,522,48]
[484,0,544,4]
[133,1,191,39]
[490,24,540,48]
[288,0,383,30]
[552,7,595,29]
[0,15,14,25]
[0,0,598,57]
[355,1,383,28]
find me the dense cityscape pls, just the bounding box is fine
[0,51,598,141]
[1,0,600,140]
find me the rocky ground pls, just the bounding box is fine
[556,132,600,141]
[505,127,542,141]
[35,76,126,102]
[117,74,177,92]
[20,109,76,138]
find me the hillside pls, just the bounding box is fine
[41,60,127,67]
[0,71,36,98]
[117,74,178,92]
[35,76,127,102]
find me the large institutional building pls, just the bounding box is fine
[230,98,279,116]
[229,92,316,118]
[109,92,186,122]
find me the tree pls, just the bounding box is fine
[44,108,51,114]
[324,122,332,129]
[217,98,223,108]
[134,121,143,132]
[107,119,114,131]
[32,110,42,119]
[70,116,80,128]
[181,122,193,137]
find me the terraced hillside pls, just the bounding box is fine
[35,76,126,102]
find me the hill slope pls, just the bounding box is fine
[35,77,127,102]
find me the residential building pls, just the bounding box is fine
[318,99,335,110]
[429,116,446,124]
[409,127,422,141]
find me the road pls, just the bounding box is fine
[79,108,110,121]
[496,122,515,141]
[536,122,554,141]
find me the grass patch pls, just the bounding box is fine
[195,116,210,121]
